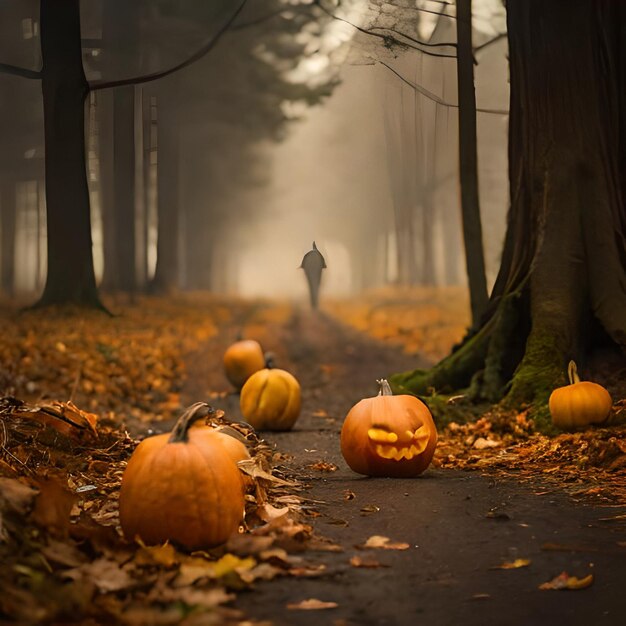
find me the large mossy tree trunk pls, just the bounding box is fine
[36,0,103,309]
[391,0,626,424]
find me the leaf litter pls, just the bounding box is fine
[1,293,624,622]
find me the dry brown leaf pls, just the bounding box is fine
[350,555,389,569]
[308,461,338,472]
[361,535,410,550]
[134,541,179,568]
[31,477,76,537]
[287,598,338,610]
[237,459,296,486]
[63,558,136,593]
[539,572,594,590]
[147,578,234,608]
[473,437,501,450]
[360,505,380,515]
[258,503,291,523]
[0,477,37,517]
[40,539,87,568]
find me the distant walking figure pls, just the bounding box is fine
[299,241,326,309]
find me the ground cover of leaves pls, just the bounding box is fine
[0,291,625,623]
[326,287,626,504]
[0,296,325,624]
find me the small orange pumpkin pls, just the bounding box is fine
[239,359,301,431]
[340,380,437,478]
[223,339,266,390]
[549,361,612,430]
[119,403,246,550]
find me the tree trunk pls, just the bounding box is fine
[392,0,626,426]
[1,180,16,296]
[100,2,138,294]
[150,83,181,294]
[456,0,489,326]
[112,86,137,293]
[36,0,102,308]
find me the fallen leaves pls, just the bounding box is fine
[349,555,389,569]
[491,558,531,570]
[0,390,336,624]
[436,410,626,505]
[326,286,470,362]
[539,572,594,590]
[308,461,338,472]
[287,598,339,610]
[360,535,410,550]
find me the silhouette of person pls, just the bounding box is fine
[299,241,326,309]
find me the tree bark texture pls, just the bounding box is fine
[150,82,181,294]
[392,0,626,423]
[100,2,138,293]
[456,0,489,326]
[1,180,16,295]
[36,0,102,307]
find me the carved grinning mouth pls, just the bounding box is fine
[367,426,431,461]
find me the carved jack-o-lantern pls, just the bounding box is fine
[340,380,437,478]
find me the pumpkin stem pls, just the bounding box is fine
[169,402,218,443]
[567,360,581,385]
[376,379,394,396]
[264,352,275,369]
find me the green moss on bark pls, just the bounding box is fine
[389,321,492,396]
[503,327,565,430]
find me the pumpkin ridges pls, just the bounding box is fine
[193,433,244,538]
[240,367,301,431]
[119,403,246,550]
[549,364,612,430]
[340,383,437,478]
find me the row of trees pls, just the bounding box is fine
[0,0,341,305]
[390,0,626,418]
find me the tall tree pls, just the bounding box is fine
[100,0,140,293]
[392,0,626,424]
[455,0,488,325]
[38,0,101,308]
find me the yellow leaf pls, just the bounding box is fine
[539,572,594,590]
[287,598,338,610]
[491,558,531,570]
[362,535,410,550]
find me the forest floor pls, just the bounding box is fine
[0,289,625,625]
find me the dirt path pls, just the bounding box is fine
[184,305,626,626]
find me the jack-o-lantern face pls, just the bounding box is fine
[340,380,437,477]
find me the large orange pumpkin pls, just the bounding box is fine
[119,403,246,550]
[239,361,301,431]
[549,361,612,430]
[223,339,266,390]
[340,380,437,477]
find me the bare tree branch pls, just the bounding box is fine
[368,26,456,48]
[0,62,41,79]
[90,0,248,91]
[314,1,457,59]
[378,59,508,115]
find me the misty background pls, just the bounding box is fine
[0,0,509,304]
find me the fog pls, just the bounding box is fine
[0,0,510,304]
